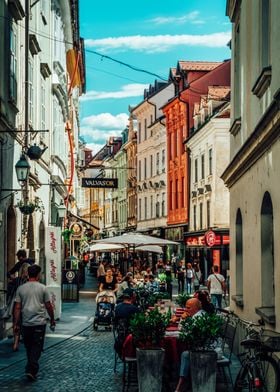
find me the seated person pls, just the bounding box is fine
[114,288,139,321]
[148,274,159,293]
[193,290,215,314]
[114,288,140,358]
[175,298,206,392]
[116,273,135,301]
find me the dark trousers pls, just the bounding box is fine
[177,277,184,293]
[22,324,46,376]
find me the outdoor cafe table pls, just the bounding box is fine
[122,326,187,367]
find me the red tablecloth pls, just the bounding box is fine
[122,331,186,366]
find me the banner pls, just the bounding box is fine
[45,226,62,286]
[45,226,62,318]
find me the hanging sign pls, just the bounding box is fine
[204,230,216,247]
[81,178,118,188]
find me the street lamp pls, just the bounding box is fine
[15,154,30,184]
[57,201,67,219]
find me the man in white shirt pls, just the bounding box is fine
[207,265,226,309]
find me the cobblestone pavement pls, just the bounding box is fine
[0,325,123,392]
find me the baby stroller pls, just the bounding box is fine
[93,290,115,331]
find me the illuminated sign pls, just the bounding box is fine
[204,230,216,247]
[82,178,118,188]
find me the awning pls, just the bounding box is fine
[68,211,99,230]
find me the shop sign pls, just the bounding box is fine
[82,178,118,188]
[70,222,83,236]
[204,230,216,247]
[186,235,205,246]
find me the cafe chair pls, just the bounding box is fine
[216,311,239,389]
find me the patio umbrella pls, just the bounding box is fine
[95,232,179,247]
[89,243,125,252]
[136,245,163,253]
[95,233,179,275]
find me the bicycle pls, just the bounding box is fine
[234,318,280,392]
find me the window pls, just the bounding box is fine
[41,81,46,131]
[150,114,153,125]
[150,155,153,177]
[162,193,165,216]
[208,149,213,175]
[144,158,147,179]
[199,203,203,229]
[236,209,243,298]
[234,23,241,119]
[144,197,147,219]
[156,152,160,174]
[175,180,179,209]
[207,200,210,228]
[260,0,271,68]
[156,194,160,218]
[138,160,141,181]
[138,122,141,143]
[144,119,147,140]
[139,198,142,220]
[150,196,153,218]
[10,26,17,102]
[201,154,205,179]
[194,159,198,182]
[181,177,185,208]
[261,192,274,308]
[162,149,165,172]
[28,60,34,124]
[193,205,197,231]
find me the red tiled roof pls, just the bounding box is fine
[178,61,222,71]
[208,86,231,100]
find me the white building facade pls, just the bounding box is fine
[223,0,280,329]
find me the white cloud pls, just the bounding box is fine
[150,11,204,25]
[80,113,129,150]
[85,32,231,53]
[80,83,148,102]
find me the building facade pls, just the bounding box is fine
[185,92,230,280]
[223,0,280,328]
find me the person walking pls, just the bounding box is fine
[207,265,226,309]
[13,264,55,381]
[176,261,185,293]
[186,263,194,295]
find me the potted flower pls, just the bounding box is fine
[179,312,224,392]
[129,308,169,392]
[17,197,43,215]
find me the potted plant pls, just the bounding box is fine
[17,197,43,215]
[179,312,224,392]
[129,308,169,392]
[61,228,74,244]
[175,292,191,308]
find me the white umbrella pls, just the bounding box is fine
[95,232,179,247]
[136,245,163,253]
[89,243,125,252]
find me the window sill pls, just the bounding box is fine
[255,306,275,325]
[252,66,272,99]
[231,295,244,307]
[229,117,241,136]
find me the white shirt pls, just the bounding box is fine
[207,273,225,294]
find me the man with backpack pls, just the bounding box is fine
[207,265,226,309]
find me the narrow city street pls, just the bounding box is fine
[0,324,123,392]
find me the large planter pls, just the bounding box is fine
[136,347,165,392]
[190,350,217,392]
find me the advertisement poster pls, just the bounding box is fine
[45,226,62,318]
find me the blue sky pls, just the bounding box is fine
[79,0,231,154]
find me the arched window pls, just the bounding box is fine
[235,209,243,298]
[261,192,274,307]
